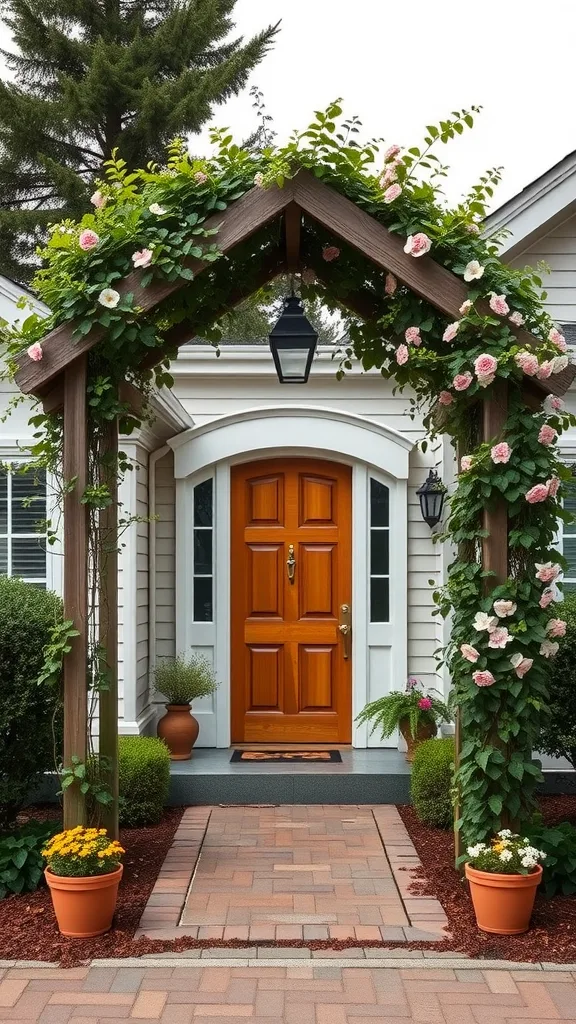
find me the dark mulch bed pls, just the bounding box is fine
[397,794,576,963]
[2,795,576,966]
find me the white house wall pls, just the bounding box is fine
[510,212,576,323]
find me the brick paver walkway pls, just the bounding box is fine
[2,962,576,1022]
[137,805,448,943]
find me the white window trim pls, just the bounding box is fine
[0,460,49,586]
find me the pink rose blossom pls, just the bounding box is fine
[537,360,553,380]
[404,232,432,258]
[322,245,340,262]
[509,311,525,326]
[385,272,397,295]
[535,562,561,583]
[515,351,539,376]
[489,293,510,316]
[460,643,480,663]
[90,190,106,209]
[384,144,402,161]
[443,321,460,343]
[418,697,433,710]
[459,299,473,315]
[474,353,498,378]
[538,424,557,446]
[460,455,473,471]
[396,344,409,365]
[466,223,480,234]
[79,228,99,250]
[540,639,559,659]
[543,395,565,415]
[194,171,208,184]
[27,342,43,362]
[547,476,560,498]
[473,670,495,687]
[491,442,512,464]
[510,653,533,678]
[301,268,316,285]
[540,589,555,608]
[477,374,495,388]
[131,248,153,269]
[380,165,398,187]
[453,372,473,391]
[253,172,264,187]
[549,328,566,348]
[488,626,513,649]
[384,183,402,203]
[438,391,453,406]
[547,618,567,638]
[493,600,517,618]
[525,484,550,504]
[405,326,421,345]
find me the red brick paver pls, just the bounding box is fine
[1,964,576,1022]
[137,805,447,943]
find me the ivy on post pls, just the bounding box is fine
[62,356,89,829]
[97,412,120,840]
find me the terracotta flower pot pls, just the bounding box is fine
[399,717,437,762]
[45,865,123,938]
[157,703,199,760]
[465,862,543,934]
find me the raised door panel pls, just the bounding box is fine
[299,474,335,525]
[298,544,335,619]
[246,544,283,618]
[299,646,336,711]
[247,645,282,711]
[247,475,284,525]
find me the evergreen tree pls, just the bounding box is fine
[0,0,278,281]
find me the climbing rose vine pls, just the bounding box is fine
[1,101,574,844]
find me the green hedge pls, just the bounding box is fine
[118,736,170,827]
[538,592,576,769]
[0,576,63,829]
[411,737,455,828]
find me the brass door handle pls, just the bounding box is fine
[339,604,352,659]
[286,543,296,584]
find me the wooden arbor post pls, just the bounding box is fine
[62,357,89,828]
[97,411,119,840]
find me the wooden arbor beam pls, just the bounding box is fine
[98,412,119,840]
[284,202,302,273]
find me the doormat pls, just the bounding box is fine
[230,750,343,763]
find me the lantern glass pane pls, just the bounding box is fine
[277,348,309,378]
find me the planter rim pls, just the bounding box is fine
[465,862,542,888]
[164,703,193,710]
[45,864,123,890]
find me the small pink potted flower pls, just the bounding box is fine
[356,677,452,762]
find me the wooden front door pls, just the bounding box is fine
[231,458,352,744]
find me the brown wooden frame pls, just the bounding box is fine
[15,167,573,830]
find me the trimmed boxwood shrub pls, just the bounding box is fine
[538,593,576,769]
[411,737,455,828]
[0,576,63,830]
[118,736,170,827]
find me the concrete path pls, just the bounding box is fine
[1,960,576,1022]
[138,805,448,943]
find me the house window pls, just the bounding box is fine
[561,482,576,591]
[0,465,47,585]
[369,477,389,622]
[193,477,213,621]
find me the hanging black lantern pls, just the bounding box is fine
[269,295,318,383]
[417,469,446,528]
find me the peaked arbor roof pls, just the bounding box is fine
[14,169,575,400]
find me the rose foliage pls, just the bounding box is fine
[2,101,575,843]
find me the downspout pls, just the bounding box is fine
[148,444,171,722]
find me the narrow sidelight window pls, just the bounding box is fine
[369,477,389,622]
[193,478,213,621]
[0,465,47,586]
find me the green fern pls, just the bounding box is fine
[356,688,452,740]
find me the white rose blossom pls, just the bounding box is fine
[98,288,121,309]
[149,203,166,215]
[493,600,517,618]
[463,260,484,282]
[473,611,498,633]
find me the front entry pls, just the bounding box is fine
[230,458,352,743]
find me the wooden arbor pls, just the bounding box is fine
[14,170,575,837]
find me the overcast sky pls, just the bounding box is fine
[190,0,576,211]
[0,0,575,211]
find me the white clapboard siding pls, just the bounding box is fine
[511,213,576,322]
[154,451,176,666]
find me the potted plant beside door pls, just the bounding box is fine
[154,654,219,760]
[355,676,452,761]
[465,831,546,934]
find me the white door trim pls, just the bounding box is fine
[173,408,412,748]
